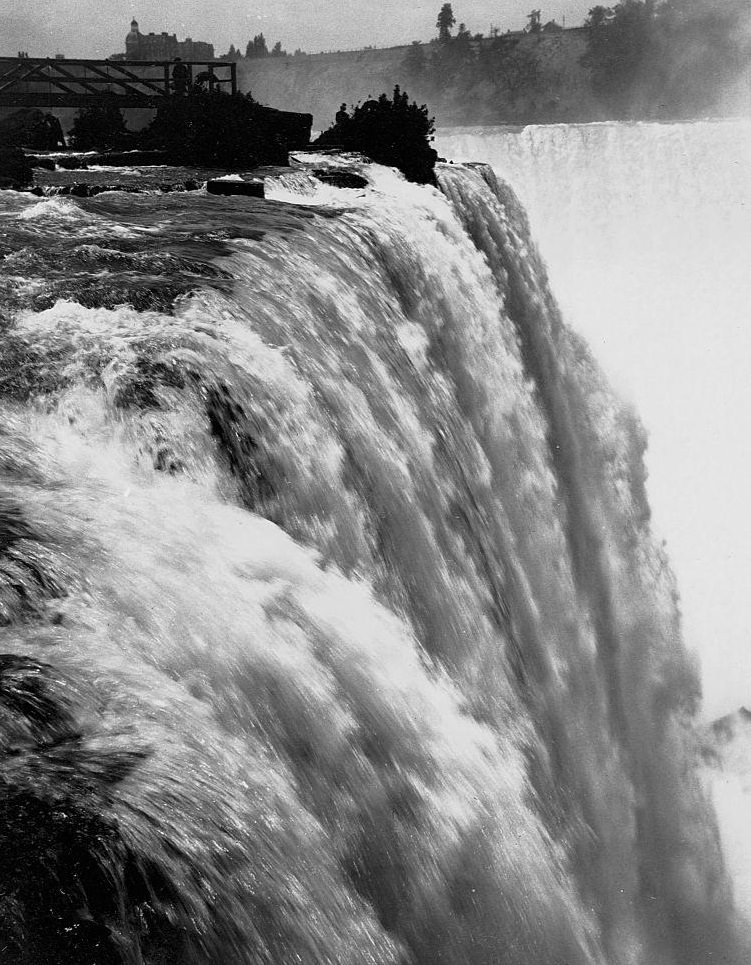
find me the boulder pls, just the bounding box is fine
[207,178,265,198]
[0,146,33,189]
[27,157,57,171]
[313,169,368,189]
[55,156,89,171]
[0,109,66,150]
[253,106,313,151]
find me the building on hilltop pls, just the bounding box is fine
[111,19,214,61]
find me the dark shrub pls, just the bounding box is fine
[314,87,437,185]
[69,103,130,151]
[140,91,290,168]
[0,109,65,150]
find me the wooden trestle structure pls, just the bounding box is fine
[0,58,237,108]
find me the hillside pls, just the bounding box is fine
[237,31,603,130]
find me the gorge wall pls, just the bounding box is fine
[237,30,603,129]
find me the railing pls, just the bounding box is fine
[0,58,237,108]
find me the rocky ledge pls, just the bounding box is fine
[23,179,204,199]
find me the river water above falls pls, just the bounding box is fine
[0,151,747,963]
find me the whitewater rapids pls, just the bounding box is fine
[0,158,745,964]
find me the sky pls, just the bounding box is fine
[2,0,594,58]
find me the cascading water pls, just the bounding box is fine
[436,120,751,719]
[0,158,745,964]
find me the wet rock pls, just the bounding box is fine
[207,178,265,198]
[0,655,178,965]
[0,147,33,189]
[313,169,369,189]
[0,109,65,151]
[56,155,89,171]
[28,156,57,171]
[27,180,203,199]
[253,105,313,151]
[91,150,168,166]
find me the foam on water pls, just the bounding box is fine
[15,195,142,238]
[0,156,746,964]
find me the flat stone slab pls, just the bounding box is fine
[206,178,265,198]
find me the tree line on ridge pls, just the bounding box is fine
[401,1,750,121]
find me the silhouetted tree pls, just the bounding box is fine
[70,103,129,150]
[432,19,475,73]
[246,34,269,58]
[140,90,291,167]
[0,108,66,149]
[526,9,542,32]
[479,36,544,104]
[581,1,657,114]
[315,86,437,184]
[453,22,474,60]
[436,3,456,41]
[586,4,610,29]
[271,41,285,57]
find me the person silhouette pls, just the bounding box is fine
[335,103,349,127]
[172,58,189,96]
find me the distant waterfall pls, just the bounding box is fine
[0,159,745,964]
[437,120,751,720]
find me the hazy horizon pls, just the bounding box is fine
[3,0,594,59]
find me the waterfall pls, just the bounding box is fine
[0,159,745,964]
[436,120,751,719]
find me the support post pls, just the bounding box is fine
[231,62,237,95]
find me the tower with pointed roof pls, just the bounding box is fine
[125,19,140,59]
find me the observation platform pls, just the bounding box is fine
[0,58,237,108]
